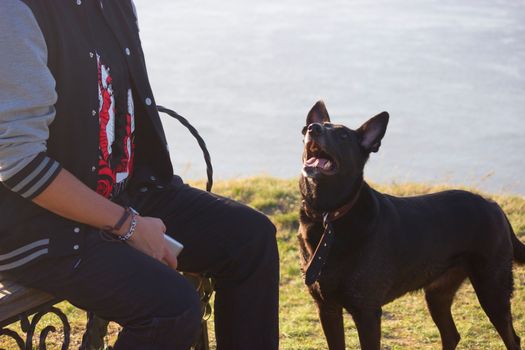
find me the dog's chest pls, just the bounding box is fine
[299,222,391,307]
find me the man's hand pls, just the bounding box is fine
[126,216,179,269]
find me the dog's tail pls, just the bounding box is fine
[507,216,525,264]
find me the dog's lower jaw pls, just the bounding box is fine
[301,166,319,179]
[302,165,336,179]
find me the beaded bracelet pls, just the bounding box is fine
[118,207,139,242]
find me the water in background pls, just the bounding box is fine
[134,0,525,196]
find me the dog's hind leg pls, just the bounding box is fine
[424,267,467,350]
[470,259,521,350]
[318,302,345,350]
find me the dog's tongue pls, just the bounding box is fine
[305,157,332,170]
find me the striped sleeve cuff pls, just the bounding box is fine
[2,152,62,199]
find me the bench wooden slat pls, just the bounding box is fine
[0,280,55,325]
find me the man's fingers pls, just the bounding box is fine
[164,249,178,270]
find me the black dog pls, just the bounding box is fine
[298,100,525,350]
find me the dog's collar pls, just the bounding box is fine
[302,183,363,222]
[303,183,364,286]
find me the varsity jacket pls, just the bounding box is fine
[0,0,173,272]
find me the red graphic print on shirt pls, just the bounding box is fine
[96,54,135,198]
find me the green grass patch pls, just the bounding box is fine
[2,177,524,349]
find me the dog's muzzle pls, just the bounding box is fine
[302,132,338,176]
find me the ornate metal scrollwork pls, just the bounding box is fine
[0,328,25,349]
[0,306,71,350]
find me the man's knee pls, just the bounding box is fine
[115,277,202,350]
[242,209,278,257]
[226,210,279,283]
[248,209,277,245]
[152,296,202,349]
[115,284,202,350]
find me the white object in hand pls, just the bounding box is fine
[165,234,184,257]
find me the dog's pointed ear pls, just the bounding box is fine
[357,111,389,153]
[306,100,331,125]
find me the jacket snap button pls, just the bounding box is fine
[89,52,94,58]
[76,0,81,5]
[149,175,156,181]
[139,186,148,193]
[92,110,97,116]
[91,166,97,172]
[145,97,152,106]
[73,244,80,250]
[74,227,80,233]
[125,48,131,56]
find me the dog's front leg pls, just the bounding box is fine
[318,302,345,350]
[352,308,382,350]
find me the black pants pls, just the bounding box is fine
[8,176,280,350]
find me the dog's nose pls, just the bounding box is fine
[307,123,322,136]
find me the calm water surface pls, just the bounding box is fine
[134,0,525,195]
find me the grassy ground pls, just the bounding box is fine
[2,177,524,349]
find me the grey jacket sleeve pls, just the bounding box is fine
[0,0,62,199]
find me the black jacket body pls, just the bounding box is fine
[0,0,173,272]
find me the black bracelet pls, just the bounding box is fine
[103,207,131,233]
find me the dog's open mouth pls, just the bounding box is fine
[303,140,338,176]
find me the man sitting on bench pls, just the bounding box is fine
[0,1,279,349]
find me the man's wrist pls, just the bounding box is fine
[102,206,137,237]
[116,207,140,240]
